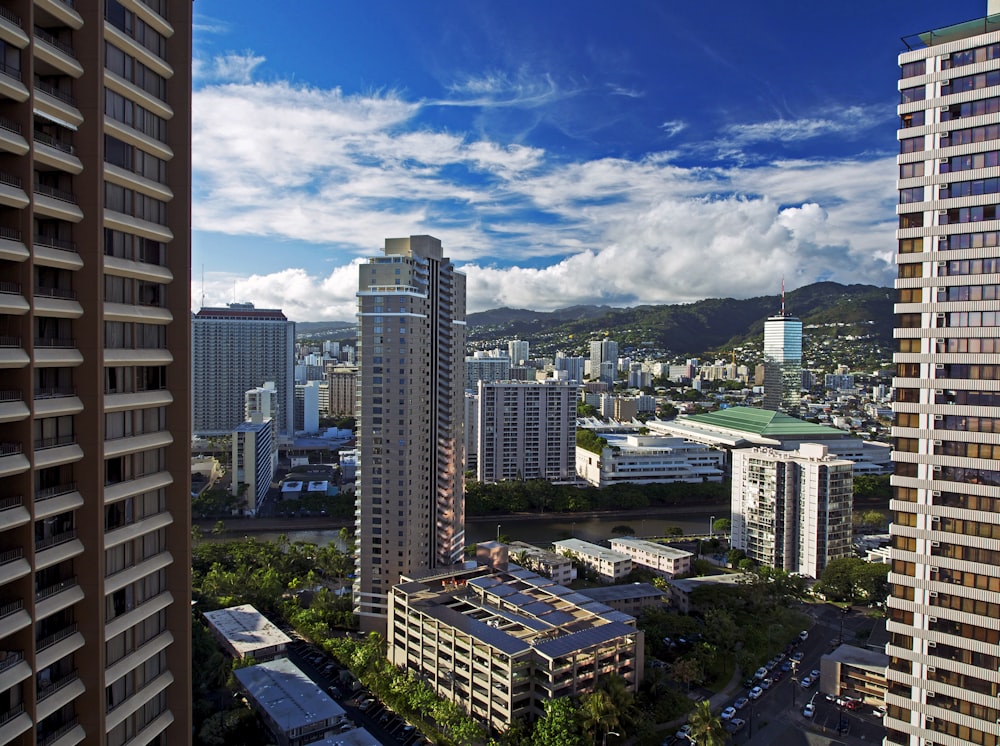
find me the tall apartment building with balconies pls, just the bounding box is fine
[475,379,578,484]
[887,6,1000,745]
[192,303,295,436]
[0,1,192,743]
[354,235,466,633]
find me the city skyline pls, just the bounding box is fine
[191,1,984,321]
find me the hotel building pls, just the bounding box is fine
[354,235,466,633]
[888,6,1000,745]
[0,1,193,743]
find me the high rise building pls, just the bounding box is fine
[464,351,509,391]
[589,338,618,385]
[192,303,295,436]
[0,2,192,742]
[887,7,1000,744]
[507,339,529,365]
[762,301,802,413]
[476,380,578,483]
[355,236,466,633]
[730,445,853,577]
[324,365,357,417]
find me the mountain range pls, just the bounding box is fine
[296,282,895,357]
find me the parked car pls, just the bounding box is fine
[675,724,692,741]
[761,677,773,690]
[800,676,814,688]
[810,669,821,680]
[803,703,815,718]
[733,696,749,710]
[791,651,804,662]
[749,686,763,700]
[845,700,863,711]
[799,630,809,641]
[754,666,768,680]
[721,707,736,720]
[728,718,746,732]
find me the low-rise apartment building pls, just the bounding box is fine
[576,434,724,487]
[578,583,668,616]
[508,541,576,585]
[387,547,643,731]
[552,538,633,582]
[608,538,694,578]
[203,604,292,661]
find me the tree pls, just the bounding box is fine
[712,518,731,534]
[726,548,746,568]
[532,698,585,746]
[817,557,866,602]
[670,657,703,692]
[687,700,728,746]
[579,689,617,744]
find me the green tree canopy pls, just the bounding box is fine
[533,698,585,746]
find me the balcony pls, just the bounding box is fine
[34,530,83,571]
[0,547,29,585]
[32,183,82,223]
[0,117,27,158]
[0,442,28,477]
[0,496,28,531]
[32,79,81,129]
[0,703,31,745]
[0,7,28,48]
[0,599,30,638]
[33,131,82,175]
[32,27,83,79]
[36,671,84,722]
[32,390,81,419]
[0,282,27,316]
[0,172,28,210]
[0,391,27,424]
[36,623,84,671]
[33,288,82,319]
[33,339,82,368]
[34,575,83,619]
[37,717,83,746]
[0,61,28,102]
[33,0,83,31]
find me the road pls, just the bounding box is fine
[715,605,886,746]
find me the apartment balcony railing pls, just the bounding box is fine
[34,338,76,349]
[0,391,21,403]
[0,337,19,348]
[0,547,22,566]
[0,172,22,189]
[0,443,22,457]
[36,482,75,502]
[33,286,76,300]
[0,7,21,27]
[36,622,77,652]
[33,388,74,400]
[37,670,79,702]
[0,599,23,621]
[0,61,22,82]
[33,183,76,204]
[35,575,76,603]
[0,704,23,729]
[33,27,76,58]
[35,529,76,552]
[33,79,74,106]
[33,130,73,154]
[0,282,20,295]
[0,117,19,135]
[0,650,22,676]
[33,434,76,450]
[33,235,76,253]
[38,717,79,746]
[0,227,21,242]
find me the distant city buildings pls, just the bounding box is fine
[386,547,642,732]
[326,365,359,417]
[193,303,296,435]
[355,236,466,633]
[762,308,802,414]
[476,380,578,483]
[731,443,853,577]
[465,350,511,390]
[589,338,619,384]
[507,339,530,365]
[232,414,279,515]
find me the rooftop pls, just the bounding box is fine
[552,538,631,564]
[234,658,345,730]
[822,643,889,674]
[610,537,694,560]
[202,604,291,656]
[668,573,749,594]
[579,583,667,603]
[681,407,844,438]
[902,12,1000,50]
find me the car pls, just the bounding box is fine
[803,703,815,718]
[771,671,783,683]
[761,677,773,690]
[754,666,768,680]
[733,696,749,710]
[728,718,746,732]
[845,700,863,711]
[741,678,755,689]
[749,686,763,700]
[791,651,804,662]
[873,706,887,718]
[780,660,793,672]
[800,676,814,688]
[675,724,692,741]
[358,699,375,711]
[810,669,821,680]
[799,630,809,641]
[721,707,736,720]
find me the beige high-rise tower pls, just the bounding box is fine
[0,1,192,743]
[888,6,1000,745]
[354,236,466,633]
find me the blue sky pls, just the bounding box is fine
[191,0,985,320]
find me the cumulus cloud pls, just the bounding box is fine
[191,53,897,321]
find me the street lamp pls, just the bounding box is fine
[791,660,799,707]
[496,524,501,542]
[709,515,715,536]
[602,731,620,746]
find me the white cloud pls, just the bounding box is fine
[722,105,891,146]
[191,54,897,321]
[194,52,266,84]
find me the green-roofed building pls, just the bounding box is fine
[645,407,891,475]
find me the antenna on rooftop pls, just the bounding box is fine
[781,277,786,316]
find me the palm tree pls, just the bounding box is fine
[687,700,728,746]
[579,689,618,744]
